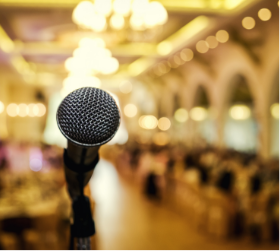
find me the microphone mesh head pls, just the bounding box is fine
[57,87,120,147]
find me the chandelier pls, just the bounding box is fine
[72,0,168,32]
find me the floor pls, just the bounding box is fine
[89,159,279,250]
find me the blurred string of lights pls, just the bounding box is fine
[151,6,273,77]
[242,8,272,30]
[151,29,229,77]
[135,4,276,137]
[120,0,280,135]
[2,103,46,117]
[72,0,168,32]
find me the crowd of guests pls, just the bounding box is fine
[112,140,279,243]
[0,140,70,249]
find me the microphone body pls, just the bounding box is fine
[64,141,100,199]
[56,87,120,241]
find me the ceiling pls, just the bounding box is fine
[0,0,270,87]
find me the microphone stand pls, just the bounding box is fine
[63,149,99,250]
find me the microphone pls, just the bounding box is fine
[57,87,120,198]
[56,87,120,242]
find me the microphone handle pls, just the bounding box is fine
[63,142,100,199]
[67,141,100,166]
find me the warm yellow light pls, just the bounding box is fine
[242,17,255,30]
[157,41,172,56]
[0,25,14,53]
[206,36,218,48]
[180,48,193,61]
[66,40,118,75]
[158,16,209,57]
[230,105,251,120]
[190,107,207,121]
[216,30,229,43]
[110,13,125,30]
[37,103,46,117]
[32,104,39,116]
[113,0,131,16]
[7,103,18,117]
[88,14,107,32]
[0,101,4,114]
[119,81,132,93]
[144,1,168,27]
[196,40,209,53]
[94,0,112,17]
[79,37,106,48]
[131,0,149,16]
[72,1,95,27]
[271,103,279,119]
[65,57,92,75]
[128,57,155,76]
[158,117,171,131]
[174,108,188,123]
[153,132,170,146]
[129,14,145,30]
[28,104,36,117]
[63,75,102,95]
[258,8,272,21]
[124,104,137,118]
[224,0,245,10]
[139,115,158,129]
[18,103,28,117]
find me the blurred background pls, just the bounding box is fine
[0,0,278,249]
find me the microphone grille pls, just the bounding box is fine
[57,87,120,147]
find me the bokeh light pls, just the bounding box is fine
[7,103,18,117]
[180,49,193,62]
[230,105,251,120]
[157,41,172,56]
[37,103,46,117]
[139,115,158,129]
[113,0,131,16]
[258,8,272,21]
[18,103,28,117]
[0,101,4,114]
[174,108,188,123]
[110,13,125,30]
[28,104,36,117]
[119,81,133,93]
[158,117,171,131]
[62,75,102,96]
[124,104,138,118]
[206,36,219,48]
[242,17,255,30]
[65,37,119,76]
[130,14,145,30]
[216,30,229,43]
[190,107,208,121]
[196,40,209,53]
[94,0,112,17]
[152,132,170,146]
[271,103,279,119]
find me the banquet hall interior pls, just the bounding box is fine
[0,0,279,249]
